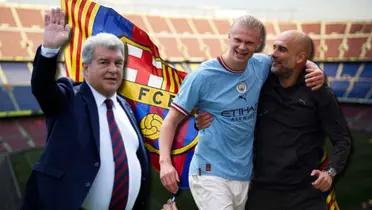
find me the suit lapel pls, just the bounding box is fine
[79,82,100,152]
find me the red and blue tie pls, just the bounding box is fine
[105,99,129,210]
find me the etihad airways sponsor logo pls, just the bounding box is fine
[221,104,257,121]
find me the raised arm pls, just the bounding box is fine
[159,108,186,194]
[31,8,71,115]
[43,8,70,49]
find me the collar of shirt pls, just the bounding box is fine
[85,81,118,109]
[269,70,306,89]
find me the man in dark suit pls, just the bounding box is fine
[21,8,150,210]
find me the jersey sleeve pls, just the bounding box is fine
[171,70,203,116]
[253,53,272,82]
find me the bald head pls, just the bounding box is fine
[271,30,315,81]
[278,30,314,60]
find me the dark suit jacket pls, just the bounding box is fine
[21,47,150,210]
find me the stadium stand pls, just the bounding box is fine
[0,31,29,59]
[323,63,339,77]
[14,7,44,28]
[2,4,372,61]
[330,79,350,97]
[0,5,17,27]
[12,86,39,111]
[24,32,43,55]
[0,116,45,152]
[361,63,372,78]
[341,63,360,77]
[169,17,194,34]
[0,62,31,85]
[0,119,29,151]
[17,117,45,147]
[348,81,372,98]
[0,86,15,112]
[192,18,215,34]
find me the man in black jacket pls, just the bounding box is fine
[196,30,351,210]
[246,30,351,210]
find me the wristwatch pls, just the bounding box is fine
[325,167,337,178]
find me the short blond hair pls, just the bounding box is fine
[231,15,266,52]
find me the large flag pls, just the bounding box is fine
[61,0,340,209]
[61,0,198,189]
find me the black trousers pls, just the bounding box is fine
[246,183,327,210]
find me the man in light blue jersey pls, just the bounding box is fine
[158,15,324,210]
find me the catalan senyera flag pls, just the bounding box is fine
[61,0,197,189]
[319,148,341,210]
[61,1,341,208]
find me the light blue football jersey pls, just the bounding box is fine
[172,54,272,180]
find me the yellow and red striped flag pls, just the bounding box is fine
[61,0,197,189]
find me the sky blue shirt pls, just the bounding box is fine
[172,54,272,181]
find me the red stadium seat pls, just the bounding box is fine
[362,23,372,33]
[312,39,321,59]
[324,39,343,58]
[15,7,44,28]
[0,5,17,27]
[325,23,346,34]
[0,120,28,151]
[278,22,297,32]
[264,22,276,36]
[349,23,364,34]
[365,47,372,60]
[179,37,207,60]
[146,15,172,33]
[25,32,43,54]
[157,37,184,59]
[202,38,225,58]
[211,19,230,35]
[169,17,193,34]
[301,23,321,35]
[192,18,215,34]
[18,117,46,147]
[344,37,367,58]
[0,31,29,59]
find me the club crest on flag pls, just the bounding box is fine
[61,0,198,188]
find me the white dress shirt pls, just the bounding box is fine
[40,47,142,210]
[81,83,142,210]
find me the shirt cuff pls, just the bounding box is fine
[171,103,190,116]
[41,45,60,58]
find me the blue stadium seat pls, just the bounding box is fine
[330,80,350,97]
[323,63,339,77]
[12,86,40,111]
[0,62,31,85]
[341,63,360,77]
[0,86,16,111]
[348,81,372,98]
[360,63,372,78]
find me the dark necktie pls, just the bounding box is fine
[105,99,129,210]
